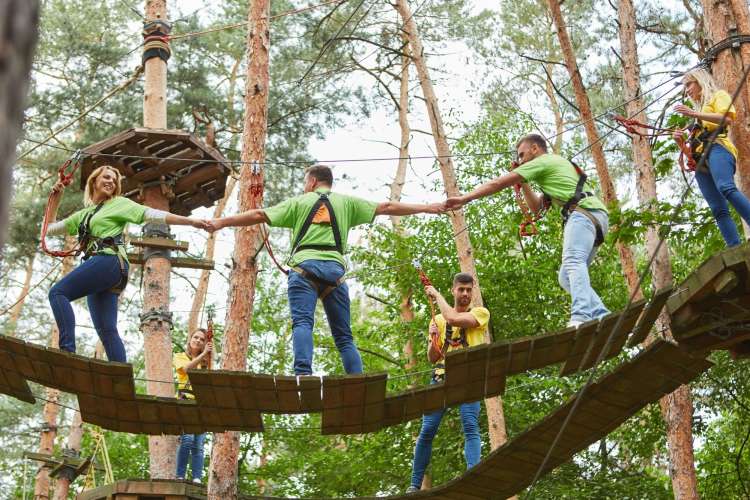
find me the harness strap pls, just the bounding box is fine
[573,207,605,247]
[291,193,343,257]
[291,266,344,301]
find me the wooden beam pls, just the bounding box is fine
[127,253,214,270]
[129,237,189,252]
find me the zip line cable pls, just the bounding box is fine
[525,60,750,496]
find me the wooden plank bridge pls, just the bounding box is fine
[5,243,750,499]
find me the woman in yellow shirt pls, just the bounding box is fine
[173,328,212,482]
[674,68,750,247]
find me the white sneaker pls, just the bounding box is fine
[192,478,202,484]
[566,320,583,329]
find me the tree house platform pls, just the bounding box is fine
[80,128,231,216]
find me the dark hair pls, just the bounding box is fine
[453,272,475,286]
[305,164,334,186]
[516,133,548,153]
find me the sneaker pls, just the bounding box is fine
[405,486,420,494]
[566,320,583,329]
[192,478,202,484]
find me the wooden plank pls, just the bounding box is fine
[252,374,278,412]
[127,252,215,270]
[558,319,601,376]
[382,393,407,428]
[275,376,302,413]
[577,300,647,372]
[321,377,344,434]
[129,237,189,252]
[298,376,323,412]
[628,287,673,347]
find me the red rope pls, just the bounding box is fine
[40,152,84,258]
[510,161,548,238]
[610,114,674,138]
[413,260,442,355]
[205,312,214,370]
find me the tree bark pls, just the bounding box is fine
[702,0,750,237]
[394,0,511,460]
[52,408,84,499]
[0,0,38,255]
[617,2,699,498]
[7,254,36,334]
[207,1,270,498]
[140,0,177,478]
[546,0,643,299]
[543,64,565,154]
[33,238,75,500]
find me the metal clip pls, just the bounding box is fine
[251,160,261,176]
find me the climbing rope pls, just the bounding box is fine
[205,309,214,370]
[39,152,85,259]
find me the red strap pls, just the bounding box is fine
[611,114,673,138]
[205,314,214,370]
[40,153,84,258]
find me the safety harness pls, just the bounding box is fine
[557,161,605,247]
[680,121,727,172]
[432,323,471,383]
[271,192,346,301]
[77,203,129,294]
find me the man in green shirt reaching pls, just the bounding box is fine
[206,165,441,375]
[444,133,610,327]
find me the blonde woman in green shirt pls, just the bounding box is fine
[206,164,441,375]
[44,165,207,362]
[444,134,610,327]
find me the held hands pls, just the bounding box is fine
[674,104,696,118]
[424,285,440,300]
[189,218,211,231]
[443,196,466,211]
[204,218,225,233]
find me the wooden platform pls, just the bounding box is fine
[80,128,230,216]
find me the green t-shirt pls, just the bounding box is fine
[264,188,378,268]
[63,196,147,258]
[513,154,608,213]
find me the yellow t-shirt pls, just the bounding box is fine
[700,90,737,159]
[432,307,490,379]
[173,352,196,399]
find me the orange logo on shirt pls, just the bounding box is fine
[312,205,332,224]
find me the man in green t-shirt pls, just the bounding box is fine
[206,164,441,375]
[444,133,610,327]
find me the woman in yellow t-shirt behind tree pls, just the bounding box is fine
[674,68,750,247]
[173,328,212,482]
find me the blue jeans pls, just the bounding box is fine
[287,260,362,375]
[176,433,205,480]
[48,255,127,362]
[559,209,610,323]
[695,144,750,247]
[410,389,481,489]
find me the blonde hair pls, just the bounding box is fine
[683,68,721,111]
[84,165,122,206]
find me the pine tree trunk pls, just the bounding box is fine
[140,0,178,478]
[702,0,750,237]
[33,238,75,499]
[394,0,512,460]
[8,254,36,334]
[546,0,643,299]
[207,1,270,498]
[617,2,699,498]
[0,0,38,254]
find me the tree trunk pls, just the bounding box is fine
[546,0,642,299]
[140,0,177,478]
[54,343,104,499]
[543,63,564,154]
[207,1,270,498]
[391,35,419,371]
[394,0,511,459]
[33,238,75,500]
[617,1,699,498]
[0,0,38,255]
[702,0,750,237]
[7,254,36,334]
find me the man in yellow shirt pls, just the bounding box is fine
[406,273,489,493]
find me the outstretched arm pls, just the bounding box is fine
[164,213,209,230]
[375,201,442,216]
[444,172,524,210]
[207,209,270,232]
